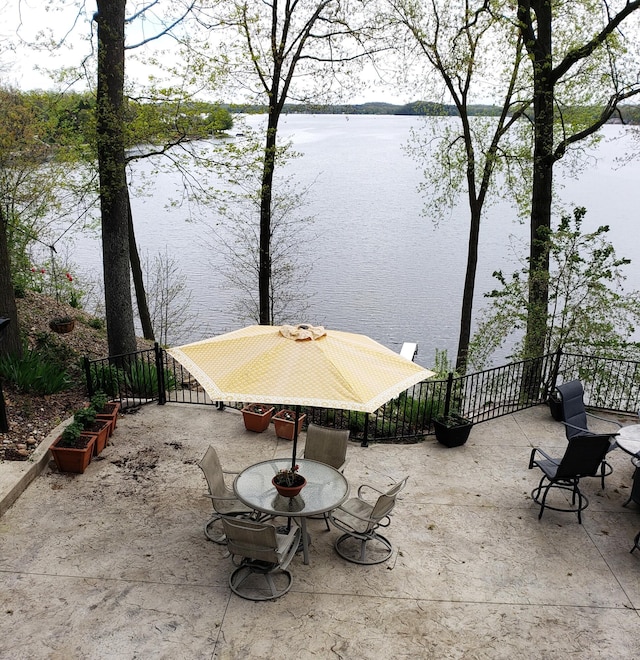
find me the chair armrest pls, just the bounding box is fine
[529,447,554,469]
[203,493,239,502]
[222,469,241,476]
[561,421,589,434]
[333,506,376,525]
[356,482,384,499]
[585,411,622,431]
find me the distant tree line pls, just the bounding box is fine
[226,101,640,123]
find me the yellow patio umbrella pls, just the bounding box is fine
[167,324,435,466]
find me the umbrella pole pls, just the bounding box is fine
[291,405,301,470]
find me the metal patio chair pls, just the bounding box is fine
[529,434,612,524]
[221,516,301,601]
[329,476,408,564]
[198,445,254,544]
[303,424,350,530]
[556,380,621,488]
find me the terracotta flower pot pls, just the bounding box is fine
[272,475,307,498]
[81,419,111,456]
[273,410,306,440]
[50,434,96,474]
[241,404,275,432]
[96,401,121,436]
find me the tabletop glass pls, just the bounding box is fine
[616,424,640,457]
[234,458,349,517]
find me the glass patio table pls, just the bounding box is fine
[233,458,349,565]
[616,424,640,458]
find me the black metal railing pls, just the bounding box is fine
[85,347,640,443]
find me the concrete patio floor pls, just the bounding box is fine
[0,403,639,659]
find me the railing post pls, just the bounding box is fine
[155,343,166,405]
[84,357,94,397]
[443,372,454,418]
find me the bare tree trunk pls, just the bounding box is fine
[95,0,137,358]
[258,116,278,326]
[0,205,21,357]
[127,191,155,341]
[520,0,554,360]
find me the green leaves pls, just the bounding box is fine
[469,206,640,367]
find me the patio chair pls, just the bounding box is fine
[631,531,640,554]
[303,424,349,472]
[623,457,640,508]
[329,476,408,564]
[556,379,621,488]
[221,516,301,601]
[529,434,612,524]
[198,445,255,544]
[303,424,350,530]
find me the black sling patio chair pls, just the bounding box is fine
[529,434,613,524]
[556,380,621,488]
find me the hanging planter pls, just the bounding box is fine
[49,316,75,334]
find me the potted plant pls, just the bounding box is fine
[50,421,96,473]
[273,409,306,441]
[548,391,563,421]
[433,412,473,448]
[92,392,121,436]
[272,464,307,497]
[75,405,111,456]
[241,403,275,433]
[49,315,75,334]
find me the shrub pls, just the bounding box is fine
[88,363,125,397]
[126,360,177,397]
[0,349,70,394]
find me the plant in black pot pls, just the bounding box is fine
[548,391,563,421]
[433,412,474,448]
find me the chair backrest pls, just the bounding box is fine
[555,434,612,479]
[198,445,228,499]
[221,517,280,564]
[557,380,589,438]
[369,476,409,525]
[303,424,349,470]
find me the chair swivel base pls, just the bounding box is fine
[334,532,393,565]
[229,561,293,601]
[531,480,589,524]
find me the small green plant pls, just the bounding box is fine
[90,391,109,412]
[58,421,83,448]
[0,349,70,394]
[74,406,97,430]
[434,411,472,428]
[88,317,105,330]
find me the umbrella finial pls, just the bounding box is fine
[280,324,326,341]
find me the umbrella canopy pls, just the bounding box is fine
[167,324,434,413]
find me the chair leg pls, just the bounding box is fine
[631,531,640,554]
[204,514,226,544]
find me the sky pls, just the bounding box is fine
[1,0,411,105]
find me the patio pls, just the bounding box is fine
[0,403,639,658]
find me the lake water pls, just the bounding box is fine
[62,115,640,369]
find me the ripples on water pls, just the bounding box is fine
[62,115,640,369]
